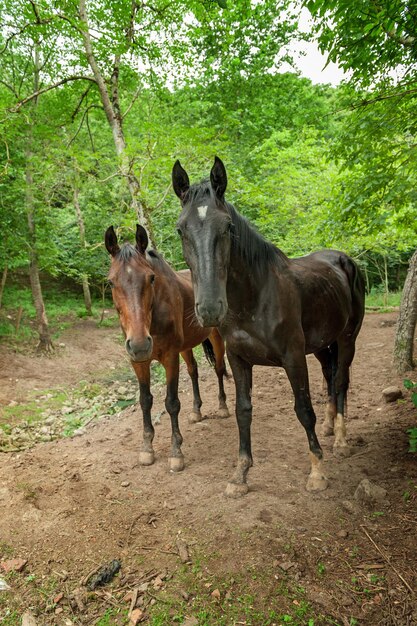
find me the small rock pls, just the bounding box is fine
[129,608,144,625]
[182,619,198,626]
[22,611,37,626]
[337,530,349,539]
[72,428,86,437]
[278,561,296,572]
[153,576,163,590]
[61,406,74,415]
[1,558,27,573]
[354,479,388,508]
[121,481,130,488]
[0,577,10,591]
[341,500,359,514]
[382,386,402,402]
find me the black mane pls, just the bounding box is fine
[185,179,288,272]
[226,202,288,272]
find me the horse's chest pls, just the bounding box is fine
[225,327,276,366]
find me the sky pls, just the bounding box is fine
[291,42,346,86]
[286,8,346,86]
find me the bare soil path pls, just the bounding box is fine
[0,313,416,625]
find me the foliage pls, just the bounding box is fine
[404,379,417,452]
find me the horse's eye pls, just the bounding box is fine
[228,222,234,233]
[150,274,155,285]
[177,228,183,238]
[108,280,114,288]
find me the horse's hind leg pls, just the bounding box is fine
[283,349,328,492]
[181,349,203,423]
[131,361,155,466]
[209,329,230,418]
[333,336,357,458]
[161,352,184,472]
[314,344,338,437]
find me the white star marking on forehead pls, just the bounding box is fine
[197,205,208,220]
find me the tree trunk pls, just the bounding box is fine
[26,46,53,354]
[78,0,155,245]
[393,248,417,373]
[73,185,92,315]
[0,266,7,309]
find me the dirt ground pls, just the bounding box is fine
[0,312,416,625]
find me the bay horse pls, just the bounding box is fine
[105,224,229,472]
[172,157,365,497]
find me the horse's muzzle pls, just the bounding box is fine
[195,301,227,327]
[126,336,153,362]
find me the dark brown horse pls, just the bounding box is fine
[105,225,229,472]
[172,157,365,496]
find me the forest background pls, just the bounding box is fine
[0,0,416,372]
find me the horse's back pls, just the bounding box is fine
[288,249,365,350]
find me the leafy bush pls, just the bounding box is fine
[404,379,417,452]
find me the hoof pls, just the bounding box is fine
[333,444,351,458]
[218,406,230,419]
[169,456,185,472]
[139,451,155,466]
[189,410,202,424]
[322,423,334,437]
[225,481,249,498]
[306,474,329,492]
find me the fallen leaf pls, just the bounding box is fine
[211,588,221,600]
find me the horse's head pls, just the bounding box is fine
[105,225,155,362]
[173,156,232,327]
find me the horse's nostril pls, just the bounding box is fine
[147,335,152,345]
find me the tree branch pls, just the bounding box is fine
[11,75,97,112]
[67,104,103,147]
[122,84,143,119]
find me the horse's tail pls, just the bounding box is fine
[202,338,216,368]
[340,254,366,329]
[202,338,230,378]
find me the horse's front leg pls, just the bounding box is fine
[283,349,328,492]
[161,352,184,472]
[225,350,253,498]
[181,349,203,423]
[131,360,155,466]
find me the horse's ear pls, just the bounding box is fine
[210,156,227,199]
[135,224,149,255]
[172,160,190,200]
[105,226,120,256]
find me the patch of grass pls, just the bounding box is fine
[95,607,128,625]
[365,289,401,311]
[0,389,68,430]
[15,481,39,501]
[0,284,112,344]
[147,561,338,626]
[0,609,20,626]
